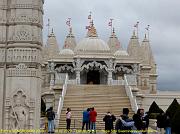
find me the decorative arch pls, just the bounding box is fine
[114,66,133,74]
[55,64,74,73]
[81,61,108,71]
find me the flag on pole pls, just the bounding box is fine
[145,25,150,31]
[88,11,92,20]
[46,19,50,27]
[88,14,91,20]
[108,21,112,27]
[86,26,90,30]
[66,18,71,27]
[134,21,139,28]
[108,19,113,27]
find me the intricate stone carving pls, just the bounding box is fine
[81,61,108,71]
[114,66,133,74]
[0,48,5,62]
[7,48,40,63]
[7,63,40,77]
[10,15,40,24]
[15,27,32,41]
[131,64,139,73]
[10,90,29,130]
[55,64,74,73]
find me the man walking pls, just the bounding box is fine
[46,107,55,133]
[90,107,97,133]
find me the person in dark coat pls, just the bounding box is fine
[103,111,116,134]
[115,108,132,134]
[46,107,55,133]
[137,108,149,134]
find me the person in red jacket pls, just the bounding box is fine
[90,107,97,133]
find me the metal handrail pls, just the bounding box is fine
[56,73,69,126]
[124,75,138,113]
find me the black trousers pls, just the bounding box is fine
[66,119,71,131]
[82,121,89,130]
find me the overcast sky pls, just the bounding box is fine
[43,0,180,90]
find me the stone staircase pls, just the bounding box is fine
[58,84,134,130]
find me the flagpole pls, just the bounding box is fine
[137,21,139,38]
[47,19,50,36]
[148,25,150,40]
[110,19,113,35]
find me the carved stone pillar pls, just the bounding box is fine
[49,62,55,87]
[76,70,80,84]
[108,59,113,85]
[75,58,82,85]
[108,70,113,85]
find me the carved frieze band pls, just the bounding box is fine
[7,63,40,77]
[7,48,41,63]
[10,4,43,11]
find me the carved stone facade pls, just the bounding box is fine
[0,0,44,130]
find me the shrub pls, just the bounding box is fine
[166,98,179,119]
[149,101,164,114]
[171,105,180,133]
[148,101,164,119]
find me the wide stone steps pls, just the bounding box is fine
[58,85,134,129]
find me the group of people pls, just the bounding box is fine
[66,107,97,133]
[45,106,171,134]
[115,108,149,134]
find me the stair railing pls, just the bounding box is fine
[124,74,138,113]
[56,73,69,127]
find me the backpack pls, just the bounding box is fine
[47,110,55,120]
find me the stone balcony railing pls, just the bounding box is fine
[111,80,124,85]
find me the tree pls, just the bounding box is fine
[149,101,164,114]
[148,101,164,119]
[171,106,180,133]
[166,98,179,119]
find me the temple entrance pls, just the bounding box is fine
[87,70,100,84]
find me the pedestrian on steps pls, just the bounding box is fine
[82,108,90,131]
[66,108,72,132]
[103,111,116,134]
[90,107,97,133]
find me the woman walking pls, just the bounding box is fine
[66,108,72,132]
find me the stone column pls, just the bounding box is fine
[108,70,113,85]
[50,73,55,87]
[76,70,80,84]
[108,59,113,85]
[49,62,55,87]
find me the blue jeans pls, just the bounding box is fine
[90,122,96,132]
[165,127,171,134]
[48,120,54,132]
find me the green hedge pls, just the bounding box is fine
[166,98,179,119]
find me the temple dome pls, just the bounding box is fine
[114,50,129,56]
[75,37,110,52]
[59,49,74,55]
